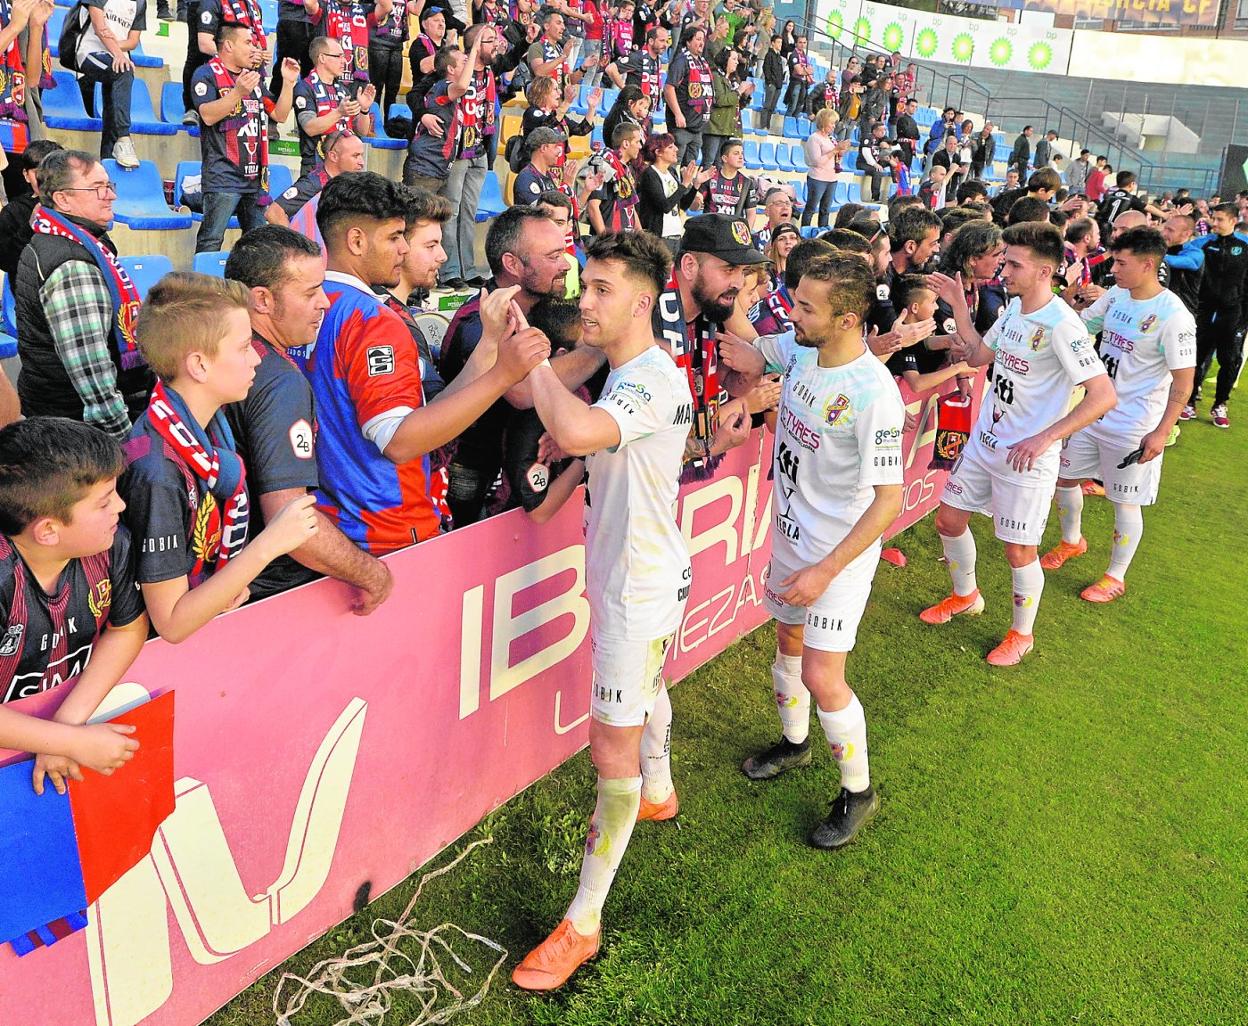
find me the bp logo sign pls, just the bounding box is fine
[988,37,1013,66]
[854,16,872,41]
[915,27,938,57]
[825,10,843,39]
[882,21,905,51]
[952,32,974,63]
[1027,41,1054,70]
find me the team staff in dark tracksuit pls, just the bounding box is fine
[1186,203,1248,424]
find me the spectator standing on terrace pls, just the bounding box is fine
[74,0,147,168]
[969,122,996,180]
[664,25,713,166]
[894,96,919,168]
[0,139,62,280]
[292,36,375,178]
[268,0,317,95]
[784,33,811,118]
[1034,129,1057,172]
[367,0,408,119]
[0,0,53,140]
[1067,149,1092,194]
[802,108,841,230]
[757,33,784,132]
[223,225,394,610]
[15,150,153,439]
[1008,125,1032,175]
[191,25,300,253]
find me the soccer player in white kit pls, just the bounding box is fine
[742,253,905,848]
[513,231,695,991]
[922,222,1116,666]
[1041,225,1196,602]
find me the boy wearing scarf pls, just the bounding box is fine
[192,23,300,253]
[120,273,319,644]
[15,149,153,440]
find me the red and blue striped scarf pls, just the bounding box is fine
[208,57,271,201]
[32,207,144,370]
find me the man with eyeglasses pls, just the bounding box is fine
[14,149,154,440]
[292,35,375,177]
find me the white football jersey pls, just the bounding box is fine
[585,345,694,641]
[1081,286,1196,441]
[970,295,1106,481]
[758,332,905,573]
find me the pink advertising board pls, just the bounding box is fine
[0,372,980,1026]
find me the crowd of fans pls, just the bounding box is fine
[0,0,1245,784]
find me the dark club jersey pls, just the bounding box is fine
[0,528,144,704]
[121,419,243,589]
[667,50,712,131]
[437,285,512,476]
[275,167,330,220]
[223,334,322,600]
[698,170,755,217]
[617,48,661,97]
[190,62,276,193]
[1099,187,1146,227]
[514,163,558,206]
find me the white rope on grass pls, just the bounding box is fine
[273,837,507,1026]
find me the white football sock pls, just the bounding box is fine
[1010,560,1045,635]
[640,686,674,802]
[1055,485,1084,544]
[772,650,809,744]
[816,693,870,793]
[565,775,642,935]
[1107,503,1143,580]
[941,529,978,596]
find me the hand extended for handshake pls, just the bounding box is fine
[476,284,554,384]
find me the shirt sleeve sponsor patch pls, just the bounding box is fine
[366,345,396,377]
[525,462,550,493]
[288,418,314,460]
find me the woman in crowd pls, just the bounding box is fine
[765,220,799,290]
[703,48,751,168]
[637,132,701,253]
[602,85,651,154]
[802,107,842,229]
[779,18,796,56]
[523,77,602,182]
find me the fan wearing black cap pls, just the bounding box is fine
[652,213,769,480]
[514,127,568,207]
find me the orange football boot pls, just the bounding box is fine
[512,919,601,991]
[985,630,1035,666]
[1040,537,1087,571]
[637,790,679,822]
[919,589,985,624]
[1080,575,1125,603]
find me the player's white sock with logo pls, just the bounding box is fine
[816,693,870,793]
[1107,504,1143,580]
[1010,561,1044,635]
[1056,485,1084,544]
[641,686,674,802]
[566,775,642,935]
[941,529,978,596]
[772,650,809,744]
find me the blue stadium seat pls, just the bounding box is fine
[118,255,174,299]
[791,142,808,172]
[105,159,193,230]
[590,122,603,148]
[260,0,277,30]
[776,145,795,173]
[800,225,819,238]
[47,6,67,56]
[792,179,807,206]
[759,141,778,172]
[743,139,761,170]
[160,81,199,136]
[131,38,162,69]
[174,159,238,228]
[388,102,413,123]
[600,88,619,110]
[842,150,858,172]
[193,251,230,277]
[1,278,15,338]
[93,79,178,136]
[783,117,800,139]
[44,70,101,131]
[267,163,294,202]
[476,171,505,221]
[363,103,405,149]
[797,117,811,136]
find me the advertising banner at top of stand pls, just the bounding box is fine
[817,0,1074,75]
[951,0,1219,29]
